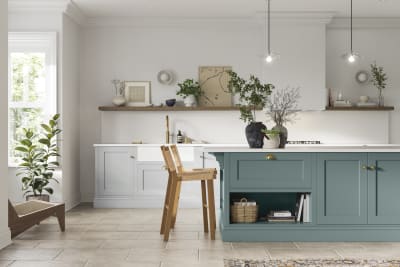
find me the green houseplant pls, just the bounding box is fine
[176,79,202,107]
[261,129,280,149]
[15,114,62,201]
[370,62,388,106]
[227,71,274,148]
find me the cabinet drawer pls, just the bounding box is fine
[229,153,312,189]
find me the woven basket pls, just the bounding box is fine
[230,198,259,223]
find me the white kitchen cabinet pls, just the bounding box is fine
[94,145,220,208]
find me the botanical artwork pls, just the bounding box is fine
[198,66,232,106]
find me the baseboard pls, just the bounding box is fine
[0,228,11,250]
[65,197,81,211]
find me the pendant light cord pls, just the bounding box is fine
[350,0,353,53]
[267,0,271,54]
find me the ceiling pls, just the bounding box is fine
[72,0,400,18]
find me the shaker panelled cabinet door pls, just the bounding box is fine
[317,153,368,225]
[368,153,400,224]
[95,146,136,197]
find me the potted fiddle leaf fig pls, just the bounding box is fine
[15,114,62,201]
[176,79,203,107]
[227,71,274,148]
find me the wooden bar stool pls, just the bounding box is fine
[160,145,217,241]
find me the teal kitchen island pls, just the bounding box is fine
[204,145,400,242]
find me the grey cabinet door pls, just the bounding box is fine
[368,153,400,224]
[317,153,368,224]
[96,147,136,196]
[229,153,312,190]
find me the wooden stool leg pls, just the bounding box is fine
[56,208,65,232]
[171,181,181,228]
[206,179,216,240]
[160,172,173,234]
[164,178,179,241]
[201,180,209,233]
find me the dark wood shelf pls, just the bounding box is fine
[325,106,394,111]
[98,106,249,111]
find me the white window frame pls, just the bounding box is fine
[8,32,57,166]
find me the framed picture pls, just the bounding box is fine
[199,66,232,107]
[124,81,151,106]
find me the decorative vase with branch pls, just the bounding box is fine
[15,114,62,201]
[370,63,388,107]
[265,87,301,148]
[227,71,274,148]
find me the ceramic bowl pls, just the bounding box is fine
[165,99,176,107]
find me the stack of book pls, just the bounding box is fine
[295,193,311,223]
[267,210,295,223]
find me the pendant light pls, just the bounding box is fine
[344,0,360,63]
[265,0,279,63]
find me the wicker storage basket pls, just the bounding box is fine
[230,198,259,223]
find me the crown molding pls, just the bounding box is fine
[328,17,400,29]
[8,0,69,13]
[64,1,87,25]
[254,11,335,25]
[85,17,257,29]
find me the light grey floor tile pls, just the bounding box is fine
[0,248,62,261]
[54,248,130,263]
[37,240,103,249]
[101,239,166,249]
[0,261,12,267]
[81,231,140,240]
[8,261,85,267]
[126,248,198,263]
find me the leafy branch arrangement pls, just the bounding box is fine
[261,129,280,137]
[111,79,124,95]
[266,87,301,126]
[370,63,387,105]
[227,71,274,124]
[177,79,203,100]
[15,114,62,196]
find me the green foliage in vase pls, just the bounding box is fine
[261,129,280,137]
[15,114,62,197]
[227,71,274,124]
[370,62,387,92]
[176,79,203,100]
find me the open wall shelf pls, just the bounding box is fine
[98,106,248,111]
[325,106,394,111]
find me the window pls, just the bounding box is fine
[8,33,57,166]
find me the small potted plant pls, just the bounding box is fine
[227,71,274,148]
[370,62,388,107]
[265,87,300,148]
[15,114,62,201]
[262,129,281,149]
[176,79,202,107]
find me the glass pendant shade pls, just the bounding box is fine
[264,0,279,64]
[343,0,360,63]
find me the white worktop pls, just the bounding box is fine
[93,143,400,152]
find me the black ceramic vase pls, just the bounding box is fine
[245,122,267,148]
[273,124,288,148]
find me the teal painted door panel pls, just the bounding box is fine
[368,153,400,224]
[229,153,312,189]
[317,153,367,224]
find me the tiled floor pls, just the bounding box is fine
[1,205,400,266]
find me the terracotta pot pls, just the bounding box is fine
[26,194,50,202]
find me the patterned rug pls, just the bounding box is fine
[224,258,400,267]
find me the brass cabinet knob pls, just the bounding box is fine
[369,165,376,170]
[266,154,276,160]
[362,165,368,170]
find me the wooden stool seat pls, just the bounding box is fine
[160,145,217,241]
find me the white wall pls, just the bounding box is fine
[326,20,400,143]
[60,13,81,210]
[79,17,391,202]
[0,0,11,249]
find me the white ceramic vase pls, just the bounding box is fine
[112,95,126,106]
[184,95,197,107]
[263,135,280,149]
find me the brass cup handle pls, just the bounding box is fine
[362,165,368,170]
[362,165,377,171]
[266,154,276,160]
[369,165,376,171]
